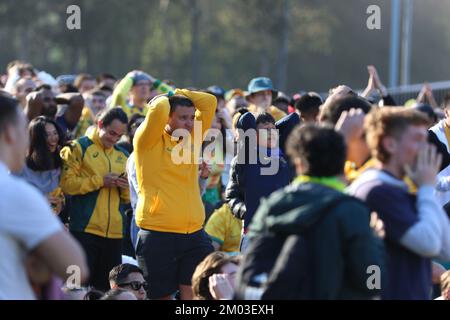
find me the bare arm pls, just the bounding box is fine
[24,91,44,122]
[32,230,89,284]
[57,93,84,129]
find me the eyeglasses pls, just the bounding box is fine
[118,281,148,291]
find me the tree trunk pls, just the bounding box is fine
[276,0,290,92]
[190,0,201,85]
[160,0,173,79]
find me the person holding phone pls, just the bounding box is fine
[60,107,130,291]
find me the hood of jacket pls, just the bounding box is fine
[260,182,349,235]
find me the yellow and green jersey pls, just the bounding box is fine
[60,128,130,239]
[74,106,94,139]
[205,203,243,253]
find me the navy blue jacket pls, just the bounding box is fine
[225,112,294,230]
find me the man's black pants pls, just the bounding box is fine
[72,231,122,292]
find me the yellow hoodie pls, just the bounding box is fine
[134,89,217,234]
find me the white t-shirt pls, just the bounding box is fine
[0,162,62,300]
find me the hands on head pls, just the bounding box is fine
[128,70,156,84]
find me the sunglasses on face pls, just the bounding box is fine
[118,281,148,291]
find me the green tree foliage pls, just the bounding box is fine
[1,0,450,93]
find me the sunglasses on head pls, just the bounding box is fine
[118,281,148,291]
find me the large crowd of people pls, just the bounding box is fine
[2,60,450,300]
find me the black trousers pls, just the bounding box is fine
[71,231,122,292]
[136,228,213,299]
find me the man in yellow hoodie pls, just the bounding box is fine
[60,107,130,291]
[134,88,216,300]
[245,77,286,121]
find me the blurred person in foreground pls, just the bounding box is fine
[0,95,88,299]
